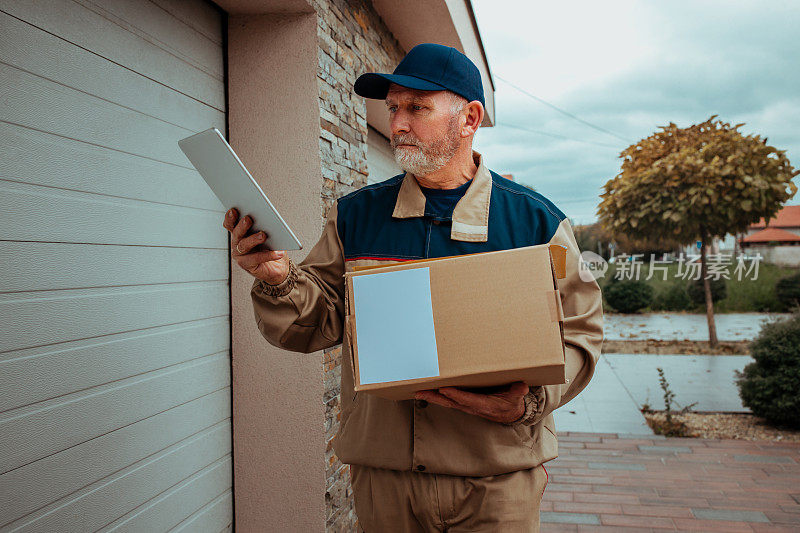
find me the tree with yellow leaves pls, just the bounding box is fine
[598,115,798,346]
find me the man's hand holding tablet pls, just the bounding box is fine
[223,207,290,285]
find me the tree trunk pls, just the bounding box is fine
[699,229,719,346]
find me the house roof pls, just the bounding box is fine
[749,205,800,228]
[741,227,800,243]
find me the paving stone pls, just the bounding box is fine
[691,508,769,522]
[587,462,646,471]
[617,433,667,440]
[600,514,676,529]
[541,524,578,533]
[620,503,693,518]
[672,517,757,531]
[553,502,622,515]
[541,511,601,525]
[763,511,800,525]
[751,525,800,533]
[734,454,796,464]
[639,445,693,454]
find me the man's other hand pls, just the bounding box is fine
[414,381,528,424]
[223,208,290,284]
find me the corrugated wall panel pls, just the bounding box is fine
[0,0,232,530]
[0,0,224,109]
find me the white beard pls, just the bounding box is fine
[391,118,461,177]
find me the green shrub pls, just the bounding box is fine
[651,284,692,311]
[686,276,727,307]
[604,278,653,313]
[736,313,800,428]
[775,273,800,311]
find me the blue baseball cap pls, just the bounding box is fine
[354,43,485,107]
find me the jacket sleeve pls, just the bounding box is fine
[513,216,604,426]
[250,200,346,354]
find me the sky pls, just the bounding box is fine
[471,0,800,225]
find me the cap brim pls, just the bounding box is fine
[354,73,448,99]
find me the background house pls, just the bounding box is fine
[0,1,493,531]
[678,206,800,261]
[738,205,800,266]
[744,205,800,237]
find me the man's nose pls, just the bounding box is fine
[390,111,410,137]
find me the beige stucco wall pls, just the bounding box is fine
[744,244,800,267]
[226,10,326,532]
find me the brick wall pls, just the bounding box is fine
[309,1,405,530]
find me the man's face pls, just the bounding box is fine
[385,84,464,176]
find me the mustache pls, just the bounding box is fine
[391,134,421,148]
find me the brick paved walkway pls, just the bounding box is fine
[541,432,800,532]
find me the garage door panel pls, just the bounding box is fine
[1,181,227,249]
[0,282,229,354]
[16,434,230,533]
[0,242,228,293]
[96,458,232,533]
[150,0,223,46]
[171,491,233,533]
[74,0,223,79]
[0,352,230,477]
[0,397,230,529]
[0,0,224,109]
[1,318,229,412]
[1,0,232,527]
[0,13,224,133]
[1,64,207,168]
[1,124,221,211]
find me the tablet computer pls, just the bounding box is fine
[178,127,303,251]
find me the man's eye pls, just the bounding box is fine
[413,105,423,111]
[388,106,397,113]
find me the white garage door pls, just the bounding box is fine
[0,0,232,531]
[366,126,402,184]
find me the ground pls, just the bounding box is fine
[548,312,799,530]
[603,340,749,355]
[644,412,800,442]
[541,432,800,532]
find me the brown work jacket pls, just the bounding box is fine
[251,152,604,476]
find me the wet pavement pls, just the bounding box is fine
[554,355,653,435]
[605,354,753,413]
[554,353,754,435]
[605,312,791,342]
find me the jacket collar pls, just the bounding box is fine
[391,150,491,242]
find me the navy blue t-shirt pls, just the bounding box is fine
[419,177,473,220]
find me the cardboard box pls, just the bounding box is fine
[343,243,567,401]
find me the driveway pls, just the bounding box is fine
[541,432,800,531]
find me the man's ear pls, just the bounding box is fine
[461,101,484,138]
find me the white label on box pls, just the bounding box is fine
[352,267,440,384]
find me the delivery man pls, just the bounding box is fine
[222,43,604,532]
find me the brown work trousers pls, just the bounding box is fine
[350,464,548,532]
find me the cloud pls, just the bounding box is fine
[473,0,800,224]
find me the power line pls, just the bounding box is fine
[497,123,621,149]
[555,195,604,205]
[496,75,633,144]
